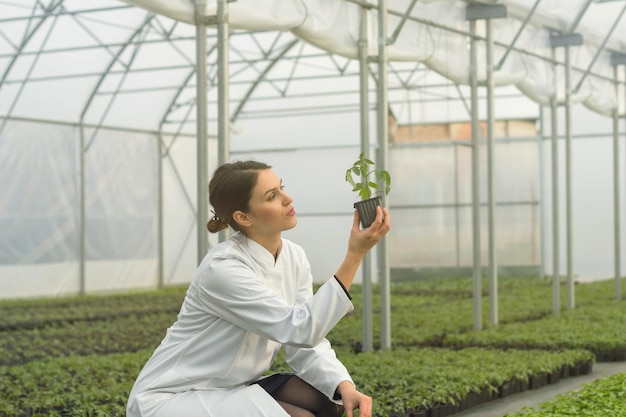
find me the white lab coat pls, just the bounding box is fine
[127,232,355,417]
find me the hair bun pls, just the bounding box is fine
[207,210,228,233]
[207,218,228,233]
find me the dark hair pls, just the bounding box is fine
[207,160,272,233]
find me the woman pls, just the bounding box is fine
[127,160,391,417]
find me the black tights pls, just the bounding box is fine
[270,376,345,417]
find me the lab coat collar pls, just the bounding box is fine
[233,232,283,269]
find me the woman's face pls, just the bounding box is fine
[242,169,297,235]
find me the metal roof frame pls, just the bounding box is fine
[1,0,625,344]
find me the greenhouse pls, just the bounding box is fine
[1,1,626,416]
[1,0,625,313]
[2,0,624,289]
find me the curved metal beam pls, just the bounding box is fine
[79,14,154,125]
[0,2,63,136]
[0,0,64,88]
[574,3,626,93]
[231,38,300,123]
[569,0,593,33]
[496,0,542,70]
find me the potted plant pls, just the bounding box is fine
[345,152,391,228]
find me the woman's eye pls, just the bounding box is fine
[267,185,284,201]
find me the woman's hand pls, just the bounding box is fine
[348,205,391,257]
[338,381,372,417]
[335,206,391,291]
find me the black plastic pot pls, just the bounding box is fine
[353,196,382,229]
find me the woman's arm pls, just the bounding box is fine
[196,259,353,348]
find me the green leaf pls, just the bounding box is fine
[345,169,356,187]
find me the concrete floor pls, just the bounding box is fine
[452,361,626,417]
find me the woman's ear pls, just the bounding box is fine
[232,210,252,229]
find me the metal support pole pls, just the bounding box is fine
[157,133,164,288]
[614,64,623,301]
[622,63,625,301]
[548,34,583,313]
[377,0,391,350]
[612,103,621,299]
[486,17,498,325]
[195,0,209,263]
[465,3,507,329]
[469,20,483,331]
[538,106,546,279]
[550,94,560,315]
[564,46,575,309]
[79,126,86,295]
[622,63,626,300]
[454,145,461,268]
[217,0,230,243]
[358,5,373,352]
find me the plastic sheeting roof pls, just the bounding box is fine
[1,0,625,135]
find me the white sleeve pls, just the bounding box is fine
[196,257,354,348]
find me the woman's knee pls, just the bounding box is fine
[320,402,344,417]
[277,400,315,417]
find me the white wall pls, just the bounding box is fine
[540,105,626,281]
[1,99,624,299]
